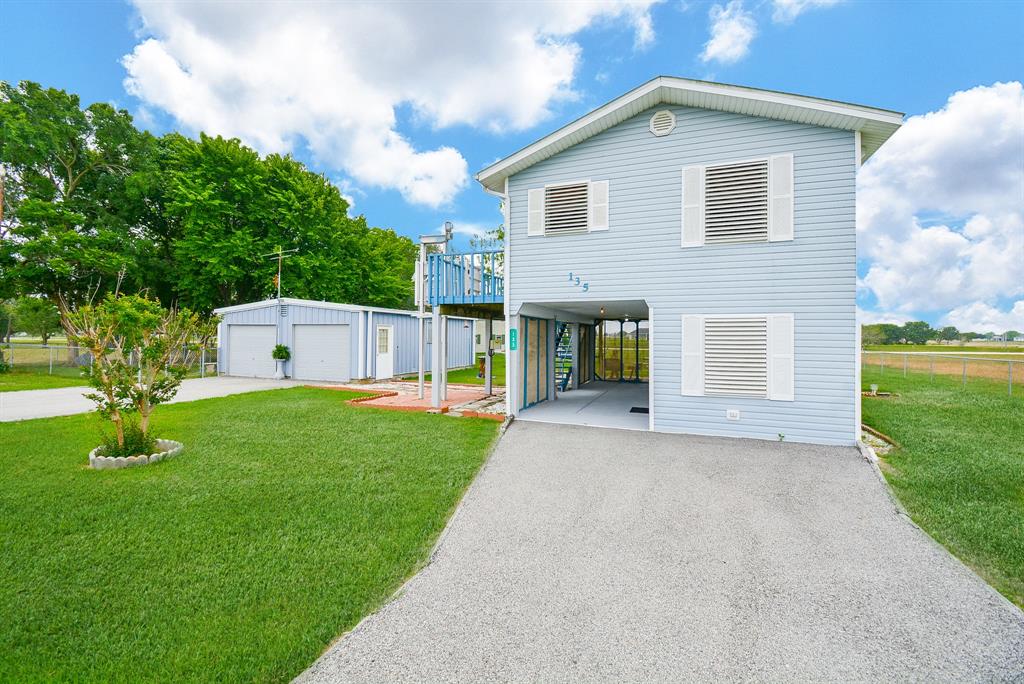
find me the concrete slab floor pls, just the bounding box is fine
[518,380,649,431]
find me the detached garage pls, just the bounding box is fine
[214,298,474,382]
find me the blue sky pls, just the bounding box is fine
[2,0,1022,331]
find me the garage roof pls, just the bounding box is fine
[213,298,421,317]
[476,76,903,193]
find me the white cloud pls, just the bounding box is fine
[771,0,841,23]
[122,1,661,208]
[857,308,912,325]
[857,82,1024,322]
[942,301,1024,334]
[701,1,757,64]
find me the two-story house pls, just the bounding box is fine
[427,76,902,445]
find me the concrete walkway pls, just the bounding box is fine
[0,376,302,422]
[299,422,1024,682]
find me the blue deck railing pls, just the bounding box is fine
[427,250,504,306]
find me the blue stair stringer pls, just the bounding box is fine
[555,322,573,392]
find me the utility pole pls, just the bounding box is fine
[261,246,298,300]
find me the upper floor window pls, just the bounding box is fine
[527,180,609,236]
[682,153,793,248]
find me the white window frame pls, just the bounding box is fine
[527,179,609,236]
[681,313,795,402]
[681,152,794,248]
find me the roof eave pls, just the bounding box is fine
[476,76,903,192]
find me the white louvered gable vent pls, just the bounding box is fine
[649,109,676,137]
[544,182,589,233]
[703,317,768,397]
[703,159,769,244]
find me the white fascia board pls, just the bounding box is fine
[476,76,903,192]
[214,297,421,317]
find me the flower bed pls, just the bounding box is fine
[89,439,184,470]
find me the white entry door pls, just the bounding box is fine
[227,325,277,377]
[375,325,394,379]
[292,324,350,382]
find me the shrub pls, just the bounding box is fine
[97,419,157,459]
[272,344,291,361]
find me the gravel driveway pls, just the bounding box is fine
[298,422,1024,682]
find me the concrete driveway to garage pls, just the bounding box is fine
[0,376,302,422]
[299,421,1024,683]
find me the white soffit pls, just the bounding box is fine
[476,76,904,193]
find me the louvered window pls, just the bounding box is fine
[544,182,589,233]
[703,317,768,397]
[703,159,769,244]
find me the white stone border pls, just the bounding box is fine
[89,439,184,470]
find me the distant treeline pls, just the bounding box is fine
[0,81,417,317]
[862,322,1021,346]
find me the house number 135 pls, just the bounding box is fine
[567,272,590,292]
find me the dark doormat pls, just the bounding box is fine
[629,407,649,414]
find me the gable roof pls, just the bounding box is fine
[476,76,903,193]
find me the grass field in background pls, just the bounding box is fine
[0,368,87,391]
[864,343,1024,354]
[0,388,499,682]
[862,366,1024,608]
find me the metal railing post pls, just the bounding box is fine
[1009,361,1013,397]
[903,352,907,377]
[930,355,934,382]
[201,348,206,378]
[962,358,967,388]
[49,347,54,375]
[881,353,885,375]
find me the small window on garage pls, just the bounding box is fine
[377,327,389,353]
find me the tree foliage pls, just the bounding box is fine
[1,81,417,316]
[13,296,60,343]
[62,293,212,449]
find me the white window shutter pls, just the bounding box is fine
[588,180,609,231]
[767,314,795,401]
[681,166,704,248]
[527,188,545,236]
[769,154,794,242]
[681,315,704,396]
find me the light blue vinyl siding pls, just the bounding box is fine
[218,302,474,380]
[506,105,858,445]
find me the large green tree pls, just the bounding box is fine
[13,296,60,343]
[163,134,414,312]
[0,81,154,309]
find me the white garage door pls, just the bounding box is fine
[227,325,277,378]
[292,324,350,382]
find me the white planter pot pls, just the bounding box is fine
[274,359,286,380]
[89,439,184,470]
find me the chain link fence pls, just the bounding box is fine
[1,343,219,379]
[862,351,1021,396]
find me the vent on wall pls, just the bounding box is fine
[544,182,589,233]
[703,317,768,397]
[704,159,769,244]
[649,109,676,137]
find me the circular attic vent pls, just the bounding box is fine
[649,109,676,137]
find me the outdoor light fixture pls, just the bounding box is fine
[600,307,605,315]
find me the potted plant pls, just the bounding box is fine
[62,292,212,469]
[272,344,290,379]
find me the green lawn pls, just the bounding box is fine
[865,343,1024,355]
[862,366,1024,607]
[422,352,506,386]
[0,367,87,391]
[0,388,499,682]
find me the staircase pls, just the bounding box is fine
[555,322,573,392]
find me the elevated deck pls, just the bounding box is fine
[428,250,505,319]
